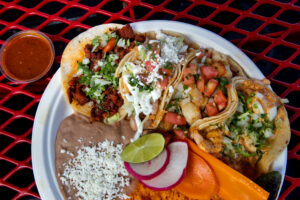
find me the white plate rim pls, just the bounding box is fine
[32,20,287,200]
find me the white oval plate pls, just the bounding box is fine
[32,20,287,200]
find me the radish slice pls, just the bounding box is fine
[124,148,170,180]
[140,140,188,191]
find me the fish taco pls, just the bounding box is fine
[116,30,198,140]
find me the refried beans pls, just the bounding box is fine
[55,114,137,200]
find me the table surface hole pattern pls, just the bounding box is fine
[0,0,299,199]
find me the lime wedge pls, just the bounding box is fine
[121,133,165,163]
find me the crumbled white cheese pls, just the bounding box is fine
[60,149,74,157]
[60,140,130,200]
[156,30,188,64]
[78,137,83,143]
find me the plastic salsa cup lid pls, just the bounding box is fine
[0,30,55,83]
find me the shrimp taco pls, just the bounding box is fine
[160,48,246,135]
[190,76,290,178]
[61,24,146,123]
[115,30,198,140]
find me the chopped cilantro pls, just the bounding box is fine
[135,41,141,46]
[215,77,229,93]
[151,53,156,60]
[193,74,199,81]
[147,44,152,51]
[166,100,180,114]
[183,85,188,90]
[128,76,154,92]
[91,36,100,46]
[78,62,92,76]
[79,76,91,85]
[189,94,193,101]
[164,62,173,70]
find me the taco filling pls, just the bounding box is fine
[190,79,283,178]
[161,48,233,137]
[120,31,189,140]
[67,25,145,122]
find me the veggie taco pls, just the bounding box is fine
[190,76,290,178]
[160,48,246,135]
[61,24,146,123]
[116,30,198,140]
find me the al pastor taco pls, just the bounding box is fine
[61,24,146,123]
[190,76,290,178]
[116,30,197,140]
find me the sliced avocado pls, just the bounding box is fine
[104,113,120,124]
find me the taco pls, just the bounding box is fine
[190,76,290,178]
[61,24,146,123]
[159,48,246,134]
[115,30,198,140]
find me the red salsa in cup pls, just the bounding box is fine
[0,31,54,83]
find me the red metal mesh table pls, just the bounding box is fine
[0,0,299,199]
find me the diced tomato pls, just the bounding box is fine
[200,66,218,80]
[206,102,218,117]
[183,75,195,86]
[164,112,187,125]
[197,75,205,93]
[196,51,204,59]
[189,63,198,74]
[158,77,168,89]
[183,67,195,85]
[151,42,161,54]
[174,129,186,139]
[214,90,227,111]
[161,68,172,75]
[145,61,155,72]
[204,79,219,97]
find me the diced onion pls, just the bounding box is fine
[264,128,273,138]
[82,58,90,65]
[255,92,264,100]
[267,106,277,121]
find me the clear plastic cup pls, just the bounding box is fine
[0,30,55,83]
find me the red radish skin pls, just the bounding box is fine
[140,141,188,191]
[124,149,170,180]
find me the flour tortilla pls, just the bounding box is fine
[60,24,126,120]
